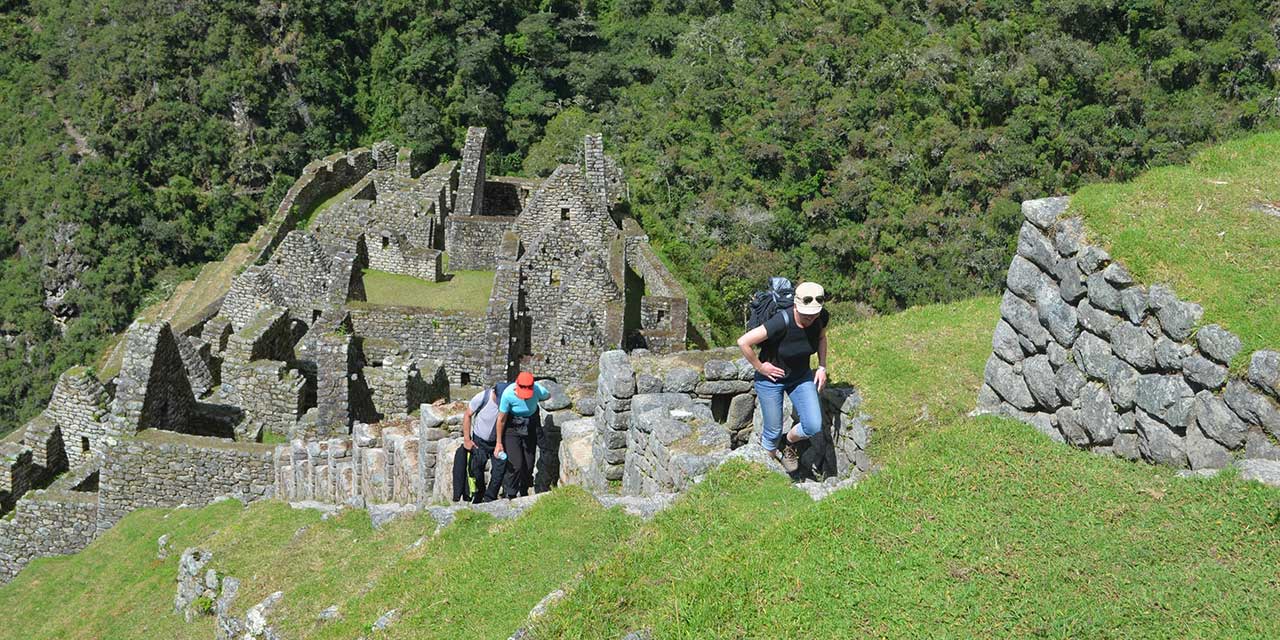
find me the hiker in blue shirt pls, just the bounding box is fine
[494,371,550,498]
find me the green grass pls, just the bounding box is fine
[0,489,634,640]
[529,296,1280,638]
[357,268,494,313]
[1073,131,1280,365]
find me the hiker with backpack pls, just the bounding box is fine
[460,381,508,503]
[736,280,830,474]
[494,371,550,499]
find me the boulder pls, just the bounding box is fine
[1023,196,1070,230]
[1086,273,1123,313]
[1078,384,1122,445]
[983,355,1035,411]
[1223,380,1280,437]
[1248,350,1280,398]
[1119,286,1148,324]
[1077,299,1120,339]
[1106,358,1140,411]
[1072,330,1114,381]
[1196,325,1242,365]
[539,380,572,411]
[1185,423,1231,471]
[1193,391,1246,450]
[992,320,1026,363]
[1052,216,1085,257]
[1017,222,1061,273]
[598,350,636,399]
[1023,355,1061,410]
[1000,291,1051,349]
[1077,245,1111,275]
[1007,255,1050,301]
[1148,285,1202,341]
[1111,322,1156,371]
[1135,410,1188,468]
[662,367,701,394]
[1134,374,1195,429]
[1055,258,1087,302]
[1055,362,1088,405]
[703,359,738,381]
[634,373,663,395]
[1055,406,1089,447]
[1181,354,1228,391]
[1035,284,1080,347]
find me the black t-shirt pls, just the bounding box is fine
[761,308,829,380]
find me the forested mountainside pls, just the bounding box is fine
[2,0,1278,433]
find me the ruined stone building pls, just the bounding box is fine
[0,128,737,582]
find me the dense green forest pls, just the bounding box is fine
[2,0,1277,434]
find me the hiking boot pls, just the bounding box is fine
[780,441,800,473]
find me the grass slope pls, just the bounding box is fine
[3,298,1279,637]
[1073,131,1280,365]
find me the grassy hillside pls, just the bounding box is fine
[3,295,1278,638]
[1074,131,1280,366]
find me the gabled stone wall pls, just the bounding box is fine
[454,127,488,217]
[444,216,515,270]
[348,306,489,385]
[977,197,1280,472]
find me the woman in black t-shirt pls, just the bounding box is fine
[736,281,830,474]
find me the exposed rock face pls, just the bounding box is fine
[977,196,1275,473]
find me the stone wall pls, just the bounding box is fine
[367,232,443,282]
[454,127,488,217]
[364,357,447,419]
[274,407,449,505]
[0,489,98,583]
[623,221,689,352]
[593,348,873,491]
[445,216,515,270]
[349,306,489,385]
[110,321,197,435]
[977,197,1280,471]
[44,367,112,468]
[97,430,275,532]
[252,148,375,265]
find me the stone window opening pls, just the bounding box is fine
[657,309,666,325]
[460,372,471,386]
[549,269,561,287]
[81,436,90,453]
[560,206,570,221]
[381,236,390,249]
[710,394,732,425]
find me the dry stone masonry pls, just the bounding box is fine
[977,197,1280,482]
[0,126,856,588]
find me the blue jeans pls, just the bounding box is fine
[755,372,823,452]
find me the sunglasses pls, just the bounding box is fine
[518,383,533,390]
[798,295,827,305]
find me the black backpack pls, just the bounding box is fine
[474,382,510,413]
[746,277,795,330]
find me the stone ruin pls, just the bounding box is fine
[976,197,1280,484]
[0,129,870,586]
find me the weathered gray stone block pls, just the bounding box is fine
[1047,342,1068,369]
[1007,256,1050,301]
[1036,284,1080,347]
[1055,406,1089,447]
[1135,410,1188,468]
[1154,336,1188,371]
[1023,355,1060,410]
[1055,257,1087,303]
[1111,322,1156,371]
[539,381,572,411]
[1224,380,1280,437]
[635,374,663,395]
[1196,325,1241,365]
[1055,361,1087,405]
[1112,433,1141,461]
[1107,358,1140,411]
[1077,245,1110,275]
[598,350,636,399]
[984,355,1035,411]
[1185,423,1230,470]
[1017,222,1060,273]
[703,359,737,381]
[1086,273,1123,313]
[1072,331,1114,381]
[1001,291,1051,350]
[1101,262,1134,287]
[662,367,700,394]
[695,380,753,395]
[992,320,1025,364]
[1193,391,1246,450]
[1078,384,1121,445]
[1245,429,1280,461]
[1023,196,1069,230]
[1237,459,1280,487]
[1181,354,1228,391]
[1248,350,1280,399]
[1119,286,1148,324]
[1135,374,1195,429]
[1052,216,1084,257]
[1148,285,1202,341]
[1077,299,1120,339]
